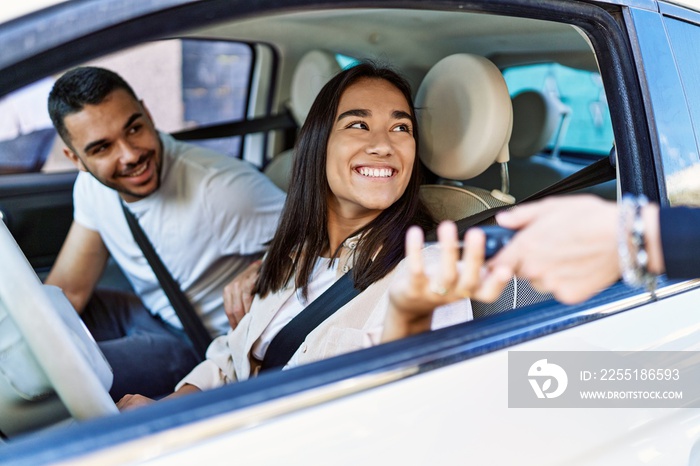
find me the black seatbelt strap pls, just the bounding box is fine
[425,156,616,241]
[121,201,211,360]
[171,111,297,141]
[521,155,616,202]
[261,271,360,372]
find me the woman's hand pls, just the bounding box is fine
[382,221,512,342]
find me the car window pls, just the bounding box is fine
[0,78,56,174]
[0,38,253,175]
[180,40,253,158]
[664,16,700,165]
[503,63,614,157]
[660,16,700,206]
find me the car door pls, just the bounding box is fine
[0,170,75,273]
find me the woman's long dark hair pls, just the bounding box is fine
[256,62,435,298]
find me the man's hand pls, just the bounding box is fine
[116,384,202,411]
[223,260,262,330]
[492,195,619,304]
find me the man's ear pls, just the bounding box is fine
[63,147,87,172]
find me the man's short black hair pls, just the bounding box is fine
[48,66,138,145]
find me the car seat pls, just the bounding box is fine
[263,50,342,192]
[416,53,515,220]
[415,54,552,317]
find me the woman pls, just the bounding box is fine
[118,62,510,409]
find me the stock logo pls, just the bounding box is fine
[528,359,568,399]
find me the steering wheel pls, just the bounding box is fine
[0,220,117,436]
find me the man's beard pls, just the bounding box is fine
[81,150,161,200]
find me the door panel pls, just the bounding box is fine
[0,171,76,271]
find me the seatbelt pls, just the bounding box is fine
[171,111,296,141]
[261,271,359,372]
[425,155,616,241]
[121,201,211,361]
[522,154,616,201]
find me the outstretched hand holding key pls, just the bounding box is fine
[382,221,514,342]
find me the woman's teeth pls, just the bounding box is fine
[358,167,393,178]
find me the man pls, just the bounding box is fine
[46,66,285,400]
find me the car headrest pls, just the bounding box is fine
[415,54,512,180]
[509,90,568,158]
[290,50,342,125]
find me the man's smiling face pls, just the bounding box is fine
[62,88,162,203]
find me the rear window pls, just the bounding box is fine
[0,39,253,175]
[503,63,614,157]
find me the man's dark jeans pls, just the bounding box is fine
[81,289,200,401]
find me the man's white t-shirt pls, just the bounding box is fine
[73,132,285,336]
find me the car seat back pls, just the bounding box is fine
[264,50,341,192]
[415,53,515,222]
[508,89,572,198]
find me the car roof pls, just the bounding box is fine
[3,0,698,86]
[1,0,68,23]
[5,0,700,29]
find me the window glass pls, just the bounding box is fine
[0,39,253,175]
[181,40,253,157]
[0,78,56,174]
[665,16,700,159]
[503,63,614,156]
[336,53,359,69]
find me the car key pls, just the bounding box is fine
[424,225,515,259]
[479,225,515,259]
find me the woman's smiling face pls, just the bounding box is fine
[325,77,416,222]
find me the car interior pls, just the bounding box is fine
[0,3,630,446]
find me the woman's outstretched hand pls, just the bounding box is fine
[382,221,512,342]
